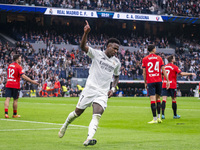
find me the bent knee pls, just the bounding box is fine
[75,108,85,116]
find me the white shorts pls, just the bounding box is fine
[76,88,108,110]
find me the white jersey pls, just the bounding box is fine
[85,47,121,94]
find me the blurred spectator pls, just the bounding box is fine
[196,68,200,80]
[142,89,147,97]
[177,89,182,97]
[116,88,124,97]
[126,87,134,96]
[188,88,194,97]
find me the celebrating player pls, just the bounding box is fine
[161,55,196,119]
[142,45,170,124]
[58,20,121,146]
[4,54,39,118]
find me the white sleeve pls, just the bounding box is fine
[87,47,99,59]
[114,61,121,76]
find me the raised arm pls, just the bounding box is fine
[21,74,39,85]
[108,75,119,98]
[80,20,91,53]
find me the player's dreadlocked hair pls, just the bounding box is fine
[13,54,21,61]
[106,38,120,47]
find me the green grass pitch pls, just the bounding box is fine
[0,97,200,150]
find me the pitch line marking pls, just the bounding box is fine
[0,128,82,132]
[0,128,60,132]
[0,119,88,128]
[1,101,199,111]
[14,101,200,111]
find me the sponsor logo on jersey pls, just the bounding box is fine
[7,79,16,82]
[148,57,157,60]
[149,73,159,77]
[165,66,174,70]
[99,61,114,72]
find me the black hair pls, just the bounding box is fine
[106,38,120,47]
[148,44,155,52]
[167,55,174,63]
[13,54,21,61]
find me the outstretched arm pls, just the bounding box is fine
[108,76,119,98]
[180,72,196,76]
[21,74,39,85]
[80,20,91,53]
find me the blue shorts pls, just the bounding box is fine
[147,82,162,96]
[162,88,177,98]
[5,88,20,99]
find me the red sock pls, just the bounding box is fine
[13,110,17,115]
[156,100,161,103]
[5,109,8,114]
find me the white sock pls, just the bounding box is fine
[157,114,161,119]
[87,114,101,139]
[153,117,157,121]
[62,111,78,128]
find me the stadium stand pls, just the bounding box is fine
[0,1,199,97]
[0,0,199,17]
[162,0,200,17]
[0,0,159,14]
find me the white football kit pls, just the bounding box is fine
[76,46,121,110]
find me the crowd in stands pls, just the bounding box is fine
[22,30,169,48]
[115,87,148,97]
[0,40,72,96]
[1,0,200,17]
[162,0,200,17]
[175,37,200,53]
[0,36,200,97]
[1,0,159,14]
[5,21,170,48]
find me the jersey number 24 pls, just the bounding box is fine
[147,61,159,73]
